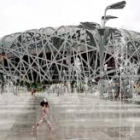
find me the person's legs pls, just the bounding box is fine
[32,119,43,130]
[45,119,51,130]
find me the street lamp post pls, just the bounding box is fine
[102,1,126,27]
[99,1,126,98]
[102,15,118,27]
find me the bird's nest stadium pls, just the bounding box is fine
[1,22,140,96]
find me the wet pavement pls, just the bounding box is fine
[47,94,140,140]
[0,93,140,140]
[0,93,37,140]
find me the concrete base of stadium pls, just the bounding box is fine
[0,92,140,140]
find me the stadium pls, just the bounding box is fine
[0,22,140,96]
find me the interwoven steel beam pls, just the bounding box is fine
[0,24,140,87]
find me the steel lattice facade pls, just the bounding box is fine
[0,23,140,85]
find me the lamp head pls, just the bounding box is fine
[102,15,118,21]
[107,1,126,10]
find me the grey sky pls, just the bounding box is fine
[0,0,140,37]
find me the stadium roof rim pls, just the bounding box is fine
[1,22,140,42]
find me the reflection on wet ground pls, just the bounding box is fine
[48,95,140,140]
[0,94,140,140]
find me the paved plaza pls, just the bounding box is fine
[0,93,37,140]
[0,93,140,140]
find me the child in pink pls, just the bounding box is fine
[32,99,52,130]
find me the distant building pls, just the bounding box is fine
[0,22,140,83]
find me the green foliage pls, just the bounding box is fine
[20,81,46,92]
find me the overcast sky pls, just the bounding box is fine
[0,0,140,37]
